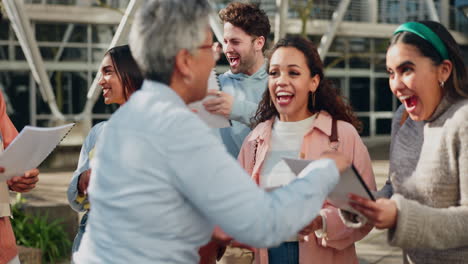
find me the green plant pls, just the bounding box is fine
[11,194,72,263]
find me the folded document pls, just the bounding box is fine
[283,157,375,215]
[0,123,74,181]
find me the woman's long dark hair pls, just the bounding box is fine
[252,36,362,131]
[390,21,468,100]
[106,45,144,101]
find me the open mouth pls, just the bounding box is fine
[400,95,418,112]
[228,56,240,68]
[276,91,294,106]
[102,88,111,97]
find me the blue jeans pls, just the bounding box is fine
[72,212,88,253]
[268,242,299,264]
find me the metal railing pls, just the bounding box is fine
[211,0,468,33]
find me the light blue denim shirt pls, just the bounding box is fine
[218,65,268,157]
[67,121,106,254]
[74,80,339,264]
[67,121,106,214]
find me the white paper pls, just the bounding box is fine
[188,70,230,128]
[0,123,75,181]
[283,157,375,215]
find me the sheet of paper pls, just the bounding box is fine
[0,123,75,181]
[188,70,230,128]
[283,157,375,215]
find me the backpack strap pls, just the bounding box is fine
[329,118,339,151]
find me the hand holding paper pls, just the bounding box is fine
[7,168,39,193]
[348,194,398,229]
[283,157,374,216]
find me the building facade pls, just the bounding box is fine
[0,0,467,144]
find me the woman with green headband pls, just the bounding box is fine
[349,21,468,263]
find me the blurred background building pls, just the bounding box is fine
[0,0,467,146]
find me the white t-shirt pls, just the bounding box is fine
[260,114,317,189]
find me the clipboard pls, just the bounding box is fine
[283,157,375,214]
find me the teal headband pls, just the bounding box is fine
[394,22,449,60]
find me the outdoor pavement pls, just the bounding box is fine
[11,143,403,264]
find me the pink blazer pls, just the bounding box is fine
[0,91,19,264]
[238,111,376,264]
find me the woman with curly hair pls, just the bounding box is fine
[236,35,376,264]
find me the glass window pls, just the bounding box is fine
[35,23,68,42]
[358,116,370,137]
[374,38,389,54]
[0,46,8,61]
[62,47,87,61]
[49,71,87,114]
[0,21,9,40]
[69,24,88,43]
[92,25,116,43]
[374,55,387,72]
[2,71,31,129]
[46,0,76,4]
[349,77,370,111]
[349,38,369,53]
[324,56,345,69]
[376,118,392,135]
[375,78,393,111]
[40,47,57,60]
[349,56,370,69]
[92,48,106,63]
[15,47,26,60]
[330,37,347,53]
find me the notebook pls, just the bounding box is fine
[0,123,75,181]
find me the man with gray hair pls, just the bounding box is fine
[74,0,348,263]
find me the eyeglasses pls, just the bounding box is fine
[197,42,221,59]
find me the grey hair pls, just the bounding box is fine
[129,0,212,85]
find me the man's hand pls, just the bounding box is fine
[7,168,39,193]
[319,151,351,173]
[78,169,91,195]
[203,89,234,118]
[349,194,398,229]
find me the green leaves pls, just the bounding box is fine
[11,199,72,263]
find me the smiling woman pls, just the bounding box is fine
[235,35,376,264]
[349,21,468,264]
[67,44,143,258]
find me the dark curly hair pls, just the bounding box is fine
[219,2,271,51]
[252,36,362,132]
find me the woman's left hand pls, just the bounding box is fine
[349,194,398,229]
[298,215,323,236]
